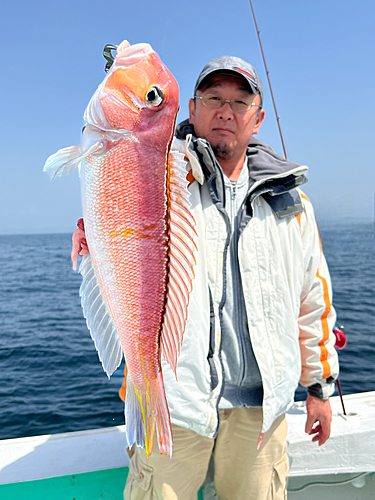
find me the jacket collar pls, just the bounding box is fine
[174,119,308,194]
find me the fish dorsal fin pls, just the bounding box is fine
[79,254,123,377]
[160,150,197,376]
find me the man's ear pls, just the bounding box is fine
[252,109,265,135]
[188,98,196,125]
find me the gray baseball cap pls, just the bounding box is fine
[194,55,263,106]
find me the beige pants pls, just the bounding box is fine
[124,407,288,500]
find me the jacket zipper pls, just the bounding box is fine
[230,183,248,402]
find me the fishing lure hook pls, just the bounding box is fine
[103,44,118,73]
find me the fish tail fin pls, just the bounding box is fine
[125,374,173,458]
[153,376,173,458]
[124,379,146,452]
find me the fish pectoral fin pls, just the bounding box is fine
[160,150,197,376]
[79,254,123,377]
[43,141,103,180]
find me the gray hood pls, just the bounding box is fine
[175,118,305,189]
[175,119,308,219]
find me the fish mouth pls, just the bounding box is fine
[115,41,154,68]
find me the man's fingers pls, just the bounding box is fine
[78,238,89,256]
[71,234,80,271]
[305,395,333,446]
[71,222,89,270]
[308,421,330,446]
[317,421,330,446]
[77,218,85,231]
[308,423,322,435]
[308,423,328,445]
[304,414,316,434]
[71,250,78,271]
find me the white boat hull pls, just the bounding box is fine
[1,392,374,498]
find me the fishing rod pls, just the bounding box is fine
[249,0,287,159]
[249,0,347,415]
[333,327,347,415]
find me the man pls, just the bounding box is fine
[73,55,339,500]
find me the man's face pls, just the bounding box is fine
[189,73,265,161]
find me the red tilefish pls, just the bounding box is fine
[43,40,197,457]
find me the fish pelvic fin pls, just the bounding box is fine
[125,374,173,458]
[160,150,197,377]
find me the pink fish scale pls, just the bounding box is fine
[96,141,168,391]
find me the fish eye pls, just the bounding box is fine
[145,85,165,107]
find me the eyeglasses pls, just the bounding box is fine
[194,94,262,114]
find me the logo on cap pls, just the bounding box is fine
[234,67,255,80]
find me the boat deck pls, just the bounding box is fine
[1,392,374,499]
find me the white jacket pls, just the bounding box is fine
[161,134,339,437]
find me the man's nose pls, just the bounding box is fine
[218,101,234,119]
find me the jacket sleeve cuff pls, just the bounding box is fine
[308,378,336,400]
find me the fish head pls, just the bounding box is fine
[90,40,179,142]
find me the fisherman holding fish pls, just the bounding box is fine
[122,55,338,500]
[46,41,339,500]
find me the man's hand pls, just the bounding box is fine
[305,394,332,446]
[71,218,89,270]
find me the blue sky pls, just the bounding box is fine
[1,0,374,234]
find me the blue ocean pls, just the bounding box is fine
[0,222,374,440]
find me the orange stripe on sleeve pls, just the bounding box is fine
[316,269,331,379]
[295,190,309,227]
[299,192,311,203]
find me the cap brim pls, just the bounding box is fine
[195,69,259,98]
